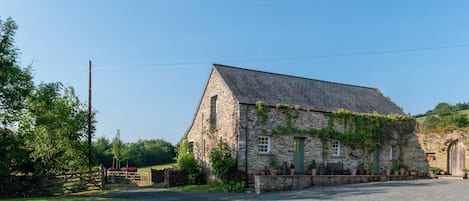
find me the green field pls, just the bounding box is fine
[416,109,469,124]
[137,163,176,173]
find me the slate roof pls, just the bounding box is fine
[214,64,404,115]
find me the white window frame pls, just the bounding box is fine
[258,136,270,154]
[331,140,341,156]
[389,146,393,161]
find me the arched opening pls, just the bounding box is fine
[448,141,466,176]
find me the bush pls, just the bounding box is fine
[209,142,237,183]
[429,167,441,174]
[221,181,245,193]
[177,139,205,184]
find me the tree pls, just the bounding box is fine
[92,136,113,168]
[0,17,34,175]
[177,138,204,184]
[20,82,90,175]
[111,129,125,168]
[0,17,34,126]
[432,103,455,116]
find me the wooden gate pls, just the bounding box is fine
[449,141,465,176]
[106,171,152,186]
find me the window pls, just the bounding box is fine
[389,146,397,161]
[331,140,340,156]
[258,136,270,154]
[389,146,393,161]
[210,95,217,128]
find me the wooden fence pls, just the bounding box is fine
[106,171,152,186]
[43,171,103,195]
[0,171,103,198]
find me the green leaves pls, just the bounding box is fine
[209,142,237,183]
[420,102,469,133]
[0,17,34,126]
[20,83,90,175]
[257,102,415,157]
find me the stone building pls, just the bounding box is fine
[185,64,426,184]
[418,130,469,176]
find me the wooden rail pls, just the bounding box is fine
[106,171,152,186]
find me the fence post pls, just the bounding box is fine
[148,170,152,185]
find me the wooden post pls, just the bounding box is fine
[88,60,92,172]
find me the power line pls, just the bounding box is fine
[93,44,469,69]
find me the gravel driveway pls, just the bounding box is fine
[96,179,468,201]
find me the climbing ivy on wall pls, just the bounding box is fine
[255,101,415,157]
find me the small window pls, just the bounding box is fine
[210,95,217,128]
[331,140,340,156]
[258,136,270,154]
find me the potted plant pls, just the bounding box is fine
[289,163,295,175]
[428,167,441,178]
[385,165,391,176]
[310,159,317,176]
[391,160,399,176]
[269,155,279,176]
[367,161,375,175]
[463,168,469,178]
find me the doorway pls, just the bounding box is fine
[293,138,305,173]
[449,141,465,176]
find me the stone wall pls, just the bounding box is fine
[163,169,188,187]
[238,104,426,183]
[417,130,469,173]
[151,169,166,183]
[254,175,422,194]
[186,68,240,173]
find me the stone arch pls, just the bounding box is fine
[448,140,466,176]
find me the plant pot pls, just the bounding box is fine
[410,171,417,176]
[393,170,399,176]
[311,169,317,176]
[351,168,357,176]
[366,170,372,175]
[428,172,436,178]
[271,169,278,176]
[290,169,295,175]
[385,169,391,176]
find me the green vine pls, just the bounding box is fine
[255,101,415,157]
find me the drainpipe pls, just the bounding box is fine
[244,105,249,186]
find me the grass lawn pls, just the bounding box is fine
[170,184,223,193]
[3,196,133,201]
[137,163,176,173]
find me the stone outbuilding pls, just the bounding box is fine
[185,64,426,185]
[418,130,469,176]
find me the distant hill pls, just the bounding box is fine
[416,109,469,124]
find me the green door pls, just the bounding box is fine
[294,138,305,173]
[374,147,382,172]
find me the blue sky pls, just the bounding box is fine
[2,0,469,144]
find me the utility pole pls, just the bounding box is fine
[88,60,92,172]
